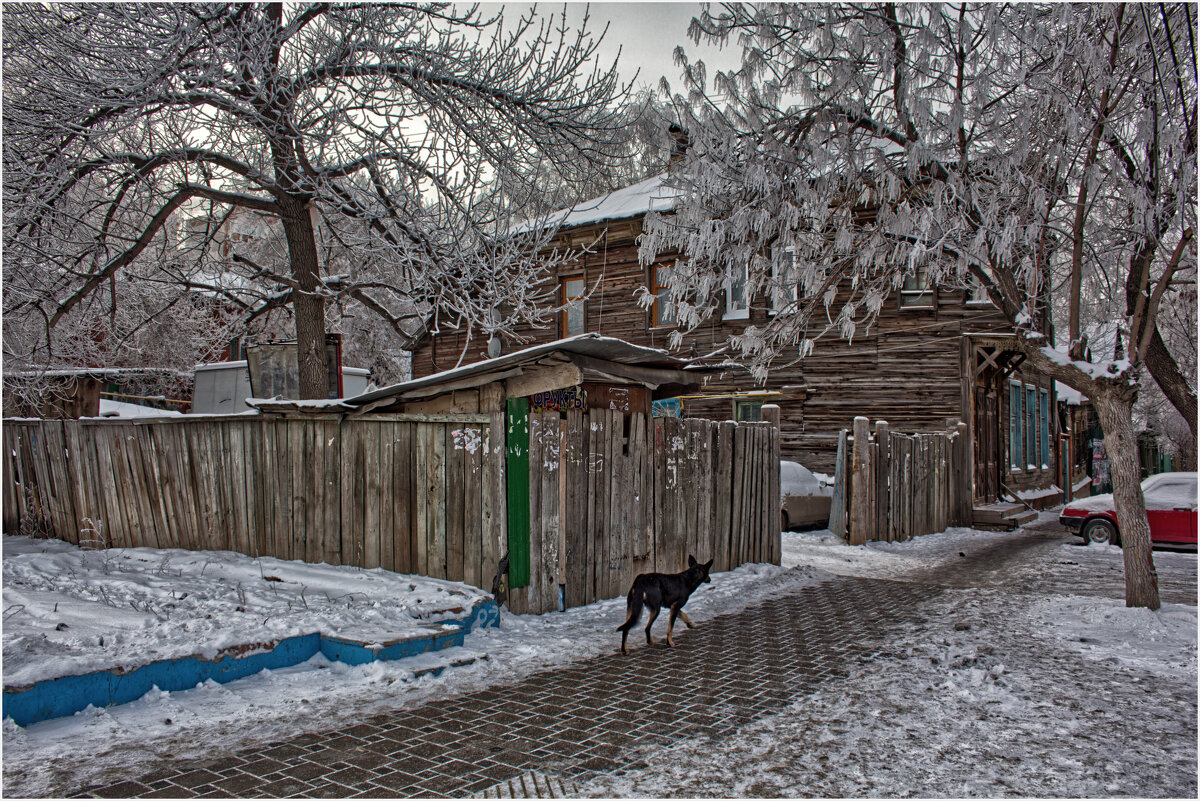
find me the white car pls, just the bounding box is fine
[781,460,834,530]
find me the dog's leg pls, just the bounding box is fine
[666,607,679,647]
[643,606,660,645]
[677,610,697,629]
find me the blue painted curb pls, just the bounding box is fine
[4,598,499,728]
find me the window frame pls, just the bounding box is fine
[651,264,676,328]
[560,276,586,337]
[769,249,799,316]
[899,266,936,309]
[1039,388,1050,468]
[734,399,763,422]
[723,263,750,321]
[1009,380,1023,470]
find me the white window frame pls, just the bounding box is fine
[723,263,750,321]
[769,250,799,316]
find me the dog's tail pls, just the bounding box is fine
[615,586,644,633]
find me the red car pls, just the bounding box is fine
[1059,471,1197,547]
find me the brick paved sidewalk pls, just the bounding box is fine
[73,526,1194,799]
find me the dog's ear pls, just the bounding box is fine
[704,558,714,570]
[688,554,697,568]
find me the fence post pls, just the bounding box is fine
[762,405,781,565]
[874,420,890,541]
[849,416,872,545]
[955,422,971,525]
[829,430,848,538]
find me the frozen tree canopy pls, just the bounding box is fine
[3,2,634,397]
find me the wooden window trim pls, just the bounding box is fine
[651,265,676,329]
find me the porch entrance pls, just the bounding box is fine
[970,339,1025,504]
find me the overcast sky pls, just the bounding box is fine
[482,2,744,91]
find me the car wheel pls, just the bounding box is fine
[781,511,790,532]
[1083,517,1120,546]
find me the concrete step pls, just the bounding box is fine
[972,503,1038,530]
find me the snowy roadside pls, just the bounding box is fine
[578,527,1198,798]
[4,521,1196,798]
[1,535,823,798]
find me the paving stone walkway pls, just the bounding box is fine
[74,526,1195,799]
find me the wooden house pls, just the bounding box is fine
[410,175,1077,524]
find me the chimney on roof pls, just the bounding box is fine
[668,124,690,170]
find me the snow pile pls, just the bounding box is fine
[780,525,1016,580]
[2,536,488,688]
[1039,595,1197,671]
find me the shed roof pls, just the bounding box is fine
[247,334,709,415]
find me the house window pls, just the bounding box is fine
[561,277,585,337]
[652,265,676,327]
[1025,385,1037,469]
[1039,388,1050,467]
[966,279,992,306]
[769,250,799,315]
[899,267,935,308]
[724,264,750,320]
[1009,381,1023,469]
[735,399,762,422]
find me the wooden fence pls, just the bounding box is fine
[3,411,780,615]
[828,417,971,544]
[2,415,507,591]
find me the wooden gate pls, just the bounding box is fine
[502,411,780,614]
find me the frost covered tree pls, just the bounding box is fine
[644,2,1196,608]
[3,3,631,399]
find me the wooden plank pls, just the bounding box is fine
[629,413,652,578]
[61,421,93,544]
[713,421,734,570]
[2,424,20,534]
[390,422,412,573]
[828,430,848,538]
[430,421,447,579]
[320,420,339,565]
[770,420,781,565]
[526,412,544,610]
[729,424,745,565]
[376,421,394,571]
[363,421,383,569]
[504,399,531,589]
[540,411,561,613]
[482,411,507,606]
[606,410,625,601]
[462,423,483,588]
[445,423,466,582]
[874,421,890,542]
[564,409,586,608]
[848,417,871,546]
[591,411,609,599]
[413,423,430,575]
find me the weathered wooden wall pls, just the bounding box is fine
[828,417,972,544]
[2,415,508,591]
[4,411,780,616]
[409,217,1016,476]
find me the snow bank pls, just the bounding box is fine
[2,536,489,688]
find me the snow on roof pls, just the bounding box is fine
[513,173,678,234]
[91,399,184,419]
[1056,381,1087,406]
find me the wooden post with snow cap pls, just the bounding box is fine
[849,416,872,545]
[874,420,890,541]
[762,405,782,564]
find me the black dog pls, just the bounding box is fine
[617,555,713,654]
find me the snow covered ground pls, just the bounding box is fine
[3,519,1196,797]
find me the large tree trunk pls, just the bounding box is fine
[1093,387,1161,609]
[1143,326,1198,443]
[280,202,330,401]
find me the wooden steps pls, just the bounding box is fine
[973,501,1038,531]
